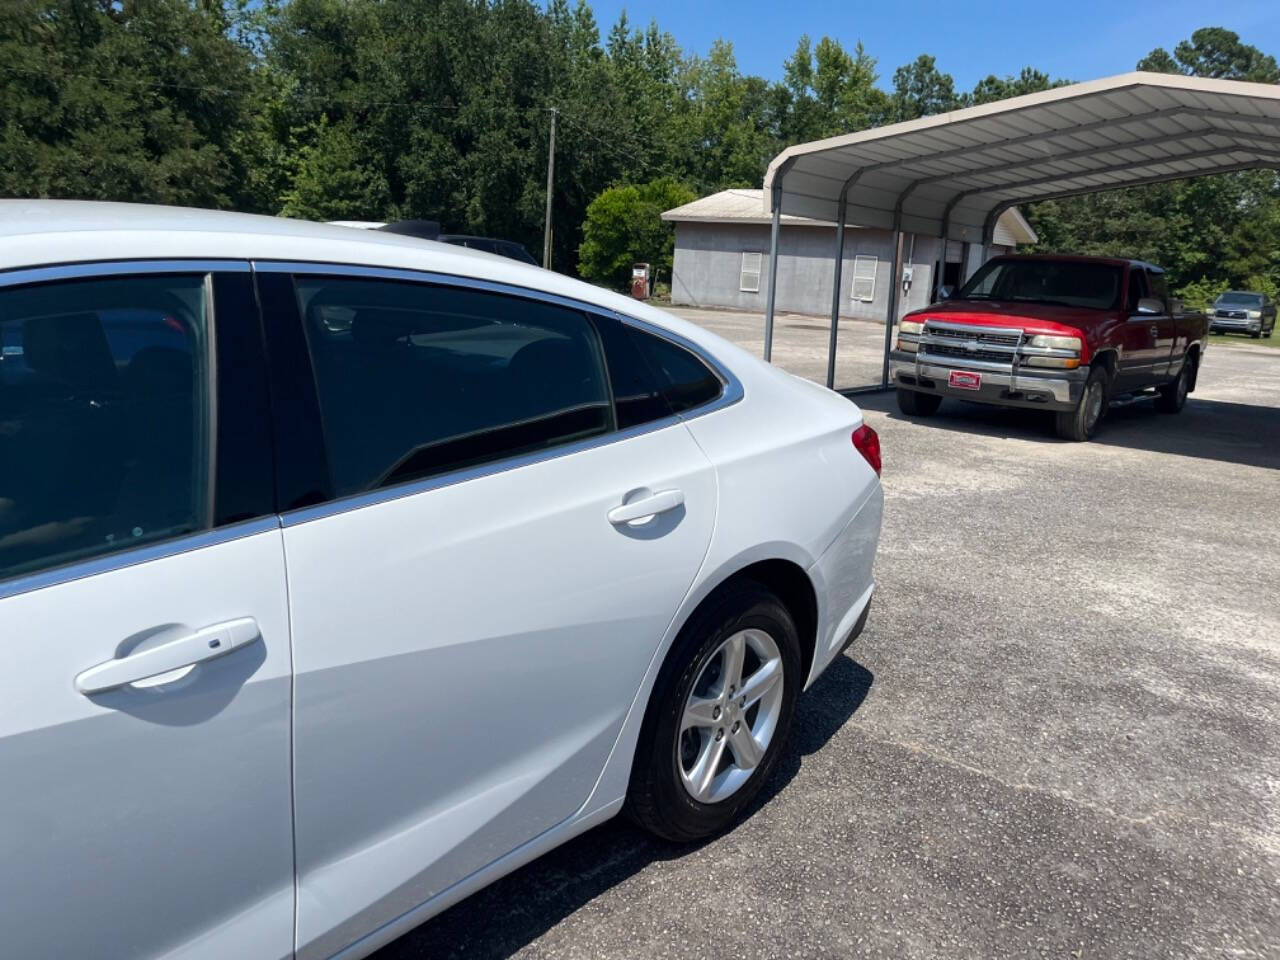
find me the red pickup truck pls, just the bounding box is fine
[889,255,1209,441]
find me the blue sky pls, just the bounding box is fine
[585,0,1280,90]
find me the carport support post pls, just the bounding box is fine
[763,183,783,363]
[826,191,848,389]
[881,223,905,388]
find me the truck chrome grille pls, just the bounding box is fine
[923,341,1013,364]
[927,326,1021,348]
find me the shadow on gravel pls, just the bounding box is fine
[372,657,874,960]
[850,390,1280,470]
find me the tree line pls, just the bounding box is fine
[1,3,1276,302]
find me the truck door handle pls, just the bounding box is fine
[608,489,685,525]
[1150,324,1159,337]
[75,618,261,695]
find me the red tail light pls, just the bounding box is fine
[852,424,881,476]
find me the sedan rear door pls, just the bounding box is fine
[255,267,719,959]
[0,265,292,959]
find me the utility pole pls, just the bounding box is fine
[543,106,557,269]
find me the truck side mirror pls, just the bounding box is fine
[1135,297,1163,316]
[938,285,954,301]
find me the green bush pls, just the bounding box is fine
[578,178,695,291]
[1176,278,1229,312]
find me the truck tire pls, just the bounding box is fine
[1155,356,1192,414]
[897,388,942,417]
[1054,365,1108,442]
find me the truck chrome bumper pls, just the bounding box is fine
[889,353,1085,411]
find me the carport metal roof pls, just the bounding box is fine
[758,72,1280,386]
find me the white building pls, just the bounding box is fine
[662,188,1036,319]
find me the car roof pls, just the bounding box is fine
[0,199,715,350]
[990,252,1160,271]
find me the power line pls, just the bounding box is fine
[553,106,656,173]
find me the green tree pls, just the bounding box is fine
[780,35,888,141]
[279,116,389,220]
[969,67,1066,105]
[1139,27,1280,82]
[0,0,265,209]
[578,177,695,289]
[890,54,961,121]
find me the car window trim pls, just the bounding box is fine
[0,259,252,289]
[0,516,280,601]
[0,258,263,596]
[250,261,742,529]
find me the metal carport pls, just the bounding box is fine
[760,71,1280,390]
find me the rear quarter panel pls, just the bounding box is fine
[576,350,881,815]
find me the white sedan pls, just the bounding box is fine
[0,200,883,959]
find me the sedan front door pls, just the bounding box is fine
[0,267,293,958]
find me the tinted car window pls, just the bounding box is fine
[960,259,1123,310]
[1218,292,1264,306]
[1126,268,1148,313]
[499,242,540,266]
[629,326,723,413]
[295,277,613,495]
[594,318,672,429]
[0,274,210,581]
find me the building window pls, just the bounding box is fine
[851,256,877,302]
[739,252,763,293]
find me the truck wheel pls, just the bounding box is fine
[1155,358,1191,414]
[1054,366,1108,441]
[897,388,942,417]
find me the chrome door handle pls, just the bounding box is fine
[1150,325,1159,337]
[75,618,261,694]
[608,489,685,525]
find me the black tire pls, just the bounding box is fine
[626,581,802,842]
[1054,364,1109,441]
[897,387,942,417]
[1252,328,1263,339]
[1156,356,1192,414]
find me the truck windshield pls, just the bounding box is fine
[957,259,1123,310]
[1217,292,1263,305]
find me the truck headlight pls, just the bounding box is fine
[900,320,924,334]
[1028,334,1082,351]
[1247,310,1262,319]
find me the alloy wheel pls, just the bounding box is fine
[676,629,785,804]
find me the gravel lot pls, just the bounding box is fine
[378,315,1280,960]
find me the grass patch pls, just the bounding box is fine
[1208,331,1280,350]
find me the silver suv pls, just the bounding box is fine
[1207,291,1276,339]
